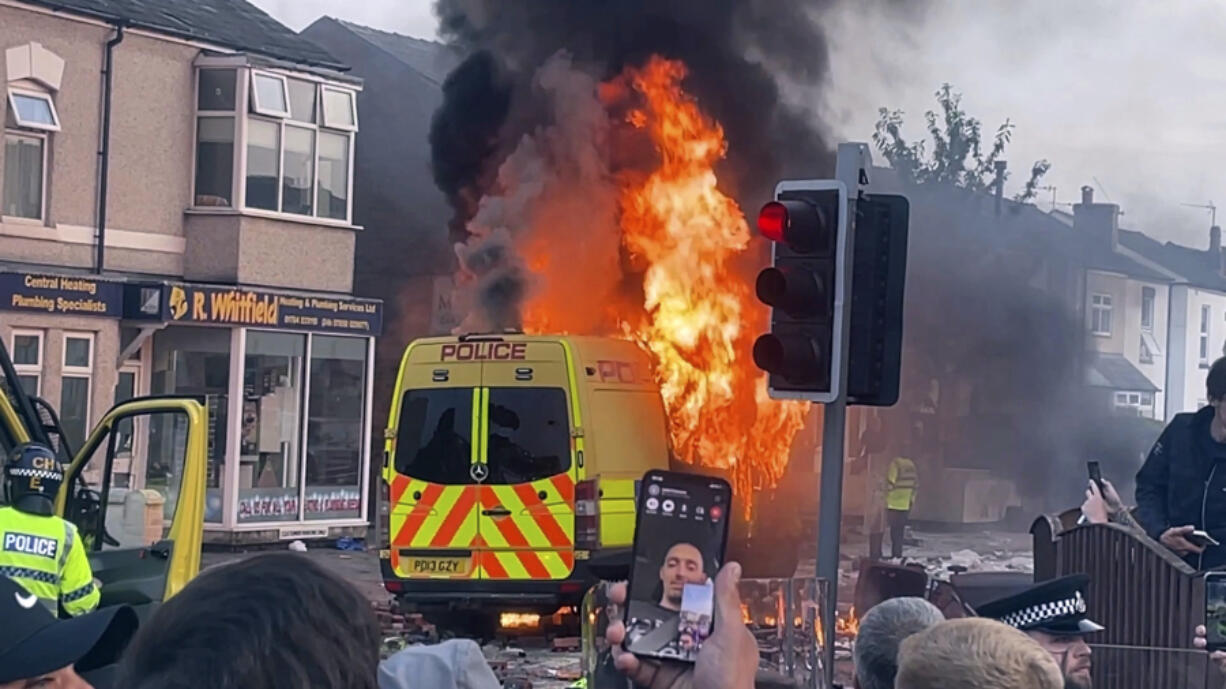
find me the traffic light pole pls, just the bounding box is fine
[816,143,870,686]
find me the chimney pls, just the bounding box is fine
[994,160,1007,216]
[1073,184,1119,252]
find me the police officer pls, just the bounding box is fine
[0,443,99,616]
[977,574,1103,689]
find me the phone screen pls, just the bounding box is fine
[1087,461,1102,488]
[623,470,731,663]
[1207,574,1226,650]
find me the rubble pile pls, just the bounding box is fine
[482,642,581,689]
[373,600,440,657]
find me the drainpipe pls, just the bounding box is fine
[95,23,125,274]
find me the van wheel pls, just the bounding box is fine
[427,611,497,642]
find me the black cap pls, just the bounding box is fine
[0,577,137,684]
[976,574,1104,636]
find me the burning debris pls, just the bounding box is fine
[430,0,831,496]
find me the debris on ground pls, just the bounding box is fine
[288,539,307,552]
[336,537,366,551]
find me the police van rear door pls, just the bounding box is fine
[476,339,577,581]
[58,397,207,613]
[386,339,483,580]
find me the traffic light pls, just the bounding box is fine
[846,193,909,406]
[751,180,848,402]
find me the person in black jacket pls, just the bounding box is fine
[1135,356,1226,569]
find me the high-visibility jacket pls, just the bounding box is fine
[0,506,99,616]
[886,456,918,512]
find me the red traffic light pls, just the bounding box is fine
[757,202,789,243]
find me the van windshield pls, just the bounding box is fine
[394,386,571,485]
[395,388,474,484]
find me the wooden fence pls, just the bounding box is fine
[1033,516,1224,689]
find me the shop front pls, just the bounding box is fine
[135,282,383,544]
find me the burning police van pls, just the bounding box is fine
[381,333,671,631]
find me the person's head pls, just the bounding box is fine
[1208,357,1226,423]
[896,618,1064,689]
[658,542,706,610]
[0,577,137,689]
[852,597,945,689]
[975,574,1102,689]
[117,552,380,689]
[1028,631,1092,689]
[4,443,64,516]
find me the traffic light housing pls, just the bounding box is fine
[752,182,909,406]
[846,193,909,406]
[752,181,847,402]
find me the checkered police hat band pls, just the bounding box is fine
[999,591,1087,629]
[8,466,63,482]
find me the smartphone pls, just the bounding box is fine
[1191,530,1222,548]
[622,470,732,663]
[1207,572,1226,651]
[1087,461,1103,492]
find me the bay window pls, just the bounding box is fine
[192,64,357,223]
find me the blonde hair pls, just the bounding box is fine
[895,618,1063,689]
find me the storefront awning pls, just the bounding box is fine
[1085,353,1159,392]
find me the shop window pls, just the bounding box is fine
[3,131,46,219]
[304,335,366,520]
[191,65,356,223]
[60,333,93,451]
[113,365,140,465]
[238,331,306,523]
[152,326,231,523]
[11,329,42,395]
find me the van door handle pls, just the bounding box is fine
[482,507,512,517]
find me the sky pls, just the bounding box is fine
[252,0,1226,248]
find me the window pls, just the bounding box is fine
[238,331,306,523]
[1114,391,1155,418]
[1202,304,1212,365]
[60,333,93,451]
[486,387,571,484]
[1091,294,1113,336]
[194,117,235,207]
[317,132,348,220]
[395,388,473,485]
[11,330,42,396]
[304,335,366,520]
[6,89,59,131]
[245,119,279,210]
[250,72,290,118]
[282,125,314,215]
[321,87,357,130]
[1140,335,1153,365]
[1141,286,1155,331]
[3,132,45,219]
[191,66,357,223]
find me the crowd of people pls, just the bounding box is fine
[11,361,1226,687]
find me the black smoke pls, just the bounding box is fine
[428,0,838,239]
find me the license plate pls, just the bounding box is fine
[406,556,470,575]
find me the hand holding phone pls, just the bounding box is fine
[623,470,732,664]
[1191,530,1222,548]
[1206,573,1226,652]
[1087,461,1104,492]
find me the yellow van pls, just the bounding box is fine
[381,333,671,621]
[0,340,207,613]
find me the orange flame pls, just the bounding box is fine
[836,606,860,637]
[525,56,809,499]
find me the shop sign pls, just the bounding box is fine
[278,526,329,540]
[165,283,383,336]
[0,271,124,317]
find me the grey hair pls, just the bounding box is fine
[853,597,945,689]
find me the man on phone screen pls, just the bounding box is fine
[625,542,709,659]
[1136,357,1226,569]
